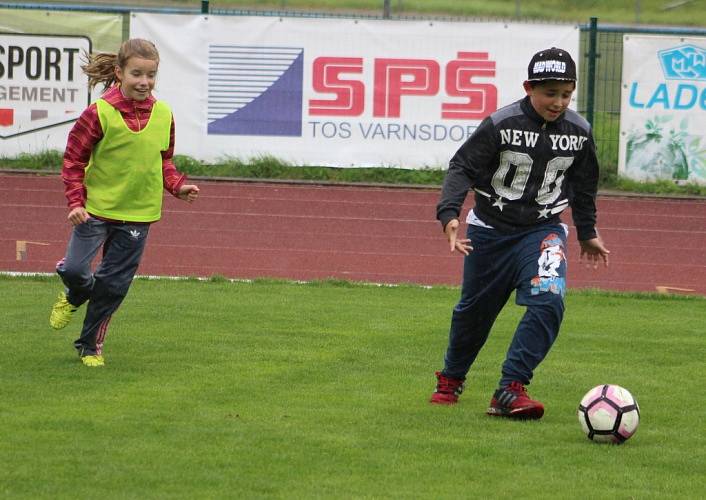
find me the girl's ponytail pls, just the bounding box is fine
[81,52,119,91]
[81,39,160,92]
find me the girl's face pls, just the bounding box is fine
[524,80,575,122]
[115,56,158,101]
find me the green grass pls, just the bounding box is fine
[24,0,705,26]
[0,152,446,186]
[2,275,705,498]
[212,0,706,26]
[172,154,446,185]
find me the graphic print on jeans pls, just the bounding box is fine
[531,232,566,297]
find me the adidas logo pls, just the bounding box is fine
[129,229,141,240]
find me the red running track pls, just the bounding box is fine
[2,173,705,295]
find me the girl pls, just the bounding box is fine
[49,38,199,367]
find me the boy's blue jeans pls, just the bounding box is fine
[56,218,150,356]
[442,222,568,388]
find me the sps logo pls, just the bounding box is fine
[207,48,497,137]
[309,52,497,119]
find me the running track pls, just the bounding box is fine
[2,172,705,296]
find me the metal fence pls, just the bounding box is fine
[3,2,706,174]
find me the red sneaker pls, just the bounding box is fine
[430,371,465,405]
[486,381,544,420]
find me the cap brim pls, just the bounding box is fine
[526,76,576,81]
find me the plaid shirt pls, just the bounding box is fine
[62,86,186,209]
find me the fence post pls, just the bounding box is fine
[201,0,209,14]
[383,0,391,19]
[585,16,598,127]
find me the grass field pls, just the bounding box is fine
[2,275,705,498]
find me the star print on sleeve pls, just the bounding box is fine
[492,197,506,211]
[537,206,551,219]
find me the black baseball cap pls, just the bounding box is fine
[527,47,576,82]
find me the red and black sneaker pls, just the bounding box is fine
[486,381,544,420]
[430,371,465,405]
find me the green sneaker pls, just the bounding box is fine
[50,292,78,330]
[81,355,105,367]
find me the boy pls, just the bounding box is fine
[430,47,610,419]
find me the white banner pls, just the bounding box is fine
[0,34,91,142]
[130,13,579,168]
[619,35,706,185]
[0,11,122,155]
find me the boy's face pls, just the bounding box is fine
[523,80,575,122]
[115,56,158,101]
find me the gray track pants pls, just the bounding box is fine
[56,218,150,356]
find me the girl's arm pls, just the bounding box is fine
[162,117,187,196]
[62,104,103,208]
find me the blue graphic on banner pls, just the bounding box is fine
[207,45,303,136]
[658,44,706,81]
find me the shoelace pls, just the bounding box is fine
[437,374,463,394]
[507,381,527,395]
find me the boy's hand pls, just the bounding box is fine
[579,237,610,269]
[444,218,473,255]
[178,184,200,203]
[68,207,89,226]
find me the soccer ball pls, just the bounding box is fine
[577,384,640,444]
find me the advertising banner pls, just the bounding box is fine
[130,13,579,168]
[619,35,706,184]
[0,34,91,140]
[0,8,122,53]
[0,9,123,155]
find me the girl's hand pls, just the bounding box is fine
[67,207,89,226]
[444,218,473,256]
[178,184,200,203]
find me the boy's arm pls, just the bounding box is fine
[436,117,497,230]
[62,104,102,208]
[568,132,599,241]
[162,117,187,196]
